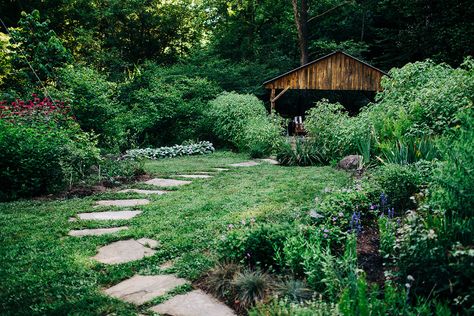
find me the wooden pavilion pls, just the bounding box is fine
[263,51,388,113]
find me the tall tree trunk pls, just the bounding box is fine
[292,0,309,65]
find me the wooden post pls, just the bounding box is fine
[270,88,276,113]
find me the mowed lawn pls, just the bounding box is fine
[0,151,351,315]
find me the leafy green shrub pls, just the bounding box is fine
[209,92,281,155]
[0,97,99,200]
[373,164,421,210]
[249,298,337,316]
[217,224,295,270]
[305,100,358,162]
[431,111,474,217]
[96,156,145,186]
[118,63,220,147]
[372,58,474,138]
[54,66,123,148]
[123,141,214,160]
[378,215,398,263]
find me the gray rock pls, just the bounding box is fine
[337,155,363,171]
[118,189,168,195]
[177,174,213,179]
[144,178,192,187]
[229,161,260,167]
[309,210,324,219]
[92,239,156,264]
[104,274,188,305]
[95,199,149,207]
[68,226,128,237]
[77,210,142,220]
[212,168,229,171]
[150,290,235,316]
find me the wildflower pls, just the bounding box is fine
[241,219,246,226]
[227,224,234,230]
[405,283,411,289]
[323,228,329,233]
[427,229,437,239]
[332,217,337,222]
[407,275,415,282]
[323,233,328,238]
[250,217,256,224]
[338,212,344,217]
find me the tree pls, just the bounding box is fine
[292,0,309,65]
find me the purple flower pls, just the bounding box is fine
[323,233,328,238]
[324,228,329,233]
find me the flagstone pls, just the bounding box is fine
[92,239,156,264]
[68,226,128,237]
[77,210,142,221]
[104,274,188,305]
[118,189,168,195]
[212,168,229,171]
[150,289,235,316]
[95,199,149,207]
[177,174,213,179]
[260,158,279,165]
[144,178,192,187]
[229,161,260,167]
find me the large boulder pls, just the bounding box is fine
[337,155,363,171]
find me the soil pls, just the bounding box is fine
[357,220,385,286]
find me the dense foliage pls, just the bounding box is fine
[0,96,99,200]
[123,141,215,160]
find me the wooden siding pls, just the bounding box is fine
[264,52,384,91]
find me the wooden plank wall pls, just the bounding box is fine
[265,52,384,91]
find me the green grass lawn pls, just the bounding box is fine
[0,151,351,315]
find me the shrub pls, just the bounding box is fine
[249,298,337,316]
[117,63,220,147]
[54,66,123,148]
[0,97,99,200]
[217,224,295,270]
[123,141,214,160]
[305,100,358,162]
[209,92,281,155]
[373,164,421,211]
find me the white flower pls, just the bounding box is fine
[427,229,437,239]
[407,275,415,282]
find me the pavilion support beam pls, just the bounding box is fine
[270,86,290,114]
[270,88,276,113]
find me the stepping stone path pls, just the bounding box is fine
[68,166,234,314]
[93,239,157,264]
[76,210,142,221]
[145,178,192,187]
[150,289,236,316]
[229,161,260,167]
[68,226,128,237]
[104,274,188,305]
[118,189,168,195]
[177,174,213,179]
[95,199,149,207]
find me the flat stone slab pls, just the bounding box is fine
[177,174,213,179]
[77,210,142,221]
[68,226,128,237]
[260,158,279,165]
[229,161,260,167]
[104,274,188,305]
[95,199,149,207]
[212,168,229,171]
[118,189,168,195]
[144,178,192,187]
[93,239,157,264]
[150,290,235,316]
